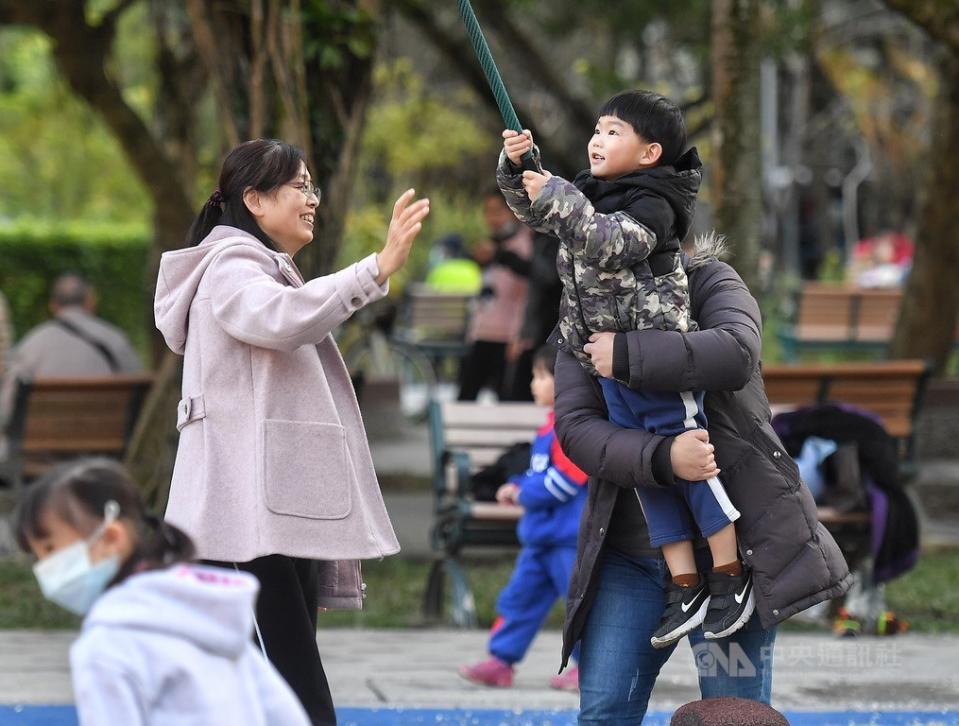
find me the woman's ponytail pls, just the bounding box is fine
[185,190,226,247]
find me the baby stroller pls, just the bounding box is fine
[773,404,919,634]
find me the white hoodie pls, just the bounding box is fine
[70,564,310,726]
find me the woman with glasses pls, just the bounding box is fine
[154,138,429,724]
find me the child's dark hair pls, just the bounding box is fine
[15,458,195,585]
[532,345,557,376]
[186,138,308,250]
[599,90,687,166]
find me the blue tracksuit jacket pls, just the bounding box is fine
[489,411,588,664]
[510,410,589,547]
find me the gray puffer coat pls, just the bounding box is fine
[554,242,851,666]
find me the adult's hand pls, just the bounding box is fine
[670,429,720,481]
[583,332,616,378]
[376,189,430,285]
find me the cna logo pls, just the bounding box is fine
[692,642,758,678]
[531,453,549,472]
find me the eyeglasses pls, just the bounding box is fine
[289,181,322,203]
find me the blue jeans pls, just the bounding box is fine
[578,549,776,723]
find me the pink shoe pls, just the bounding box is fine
[458,656,514,687]
[549,665,579,692]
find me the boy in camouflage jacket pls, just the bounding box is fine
[495,90,754,648]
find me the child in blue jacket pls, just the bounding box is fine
[459,346,588,691]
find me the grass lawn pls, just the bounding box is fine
[0,556,80,629]
[886,547,959,632]
[0,549,955,633]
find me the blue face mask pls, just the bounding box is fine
[33,501,121,616]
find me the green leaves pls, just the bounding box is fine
[0,222,150,358]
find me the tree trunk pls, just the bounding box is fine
[126,352,182,511]
[181,0,376,279]
[0,1,200,505]
[889,53,959,371]
[711,0,763,295]
[882,0,959,373]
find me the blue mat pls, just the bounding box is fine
[2,706,958,725]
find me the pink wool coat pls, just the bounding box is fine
[155,226,400,608]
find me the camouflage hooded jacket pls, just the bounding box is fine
[496,147,703,375]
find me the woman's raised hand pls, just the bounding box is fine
[669,429,720,481]
[376,189,430,285]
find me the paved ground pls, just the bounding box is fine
[3,629,957,714]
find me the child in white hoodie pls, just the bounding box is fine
[16,458,310,726]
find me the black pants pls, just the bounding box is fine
[503,348,535,402]
[458,341,534,401]
[204,555,336,725]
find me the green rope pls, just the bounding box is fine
[457,0,540,170]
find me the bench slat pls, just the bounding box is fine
[763,360,926,439]
[441,402,549,428]
[468,502,523,520]
[445,428,543,447]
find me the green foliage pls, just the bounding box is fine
[817,248,847,283]
[338,189,487,295]
[359,60,494,201]
[339,60,493,293]
[0,221,151,358]
[301,0,377,68]
[0,28,153,225]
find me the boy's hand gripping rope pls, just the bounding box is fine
[456,0,543,173]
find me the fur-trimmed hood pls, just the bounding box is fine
[686,231,728,271]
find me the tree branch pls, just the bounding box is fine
[185,0,241,147]
[1,1,195,253]
[883,0,959,52]
[249,0,266,139]
[472,0,596,132]
[393,0,581,174]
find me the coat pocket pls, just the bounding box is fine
[262,419,353,520]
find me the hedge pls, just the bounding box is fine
[0,221,153,361]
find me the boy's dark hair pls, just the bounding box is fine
[16,458,195,587]
[532,345,557,376]
[599,90,687,166]
[186,138,308,250]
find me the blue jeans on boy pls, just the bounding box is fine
[599,379,740,546]
[489,545,581,665]
[578,549,776,723]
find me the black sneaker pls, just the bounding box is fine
[703,569,755,640]
[650,578,710,649]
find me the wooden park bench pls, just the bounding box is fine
[762,359,930,467]
[778,283,910,360]
[0,375,154,493]
[391,284,473,377]
[424,399,548,626]
[424,361,930,625]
